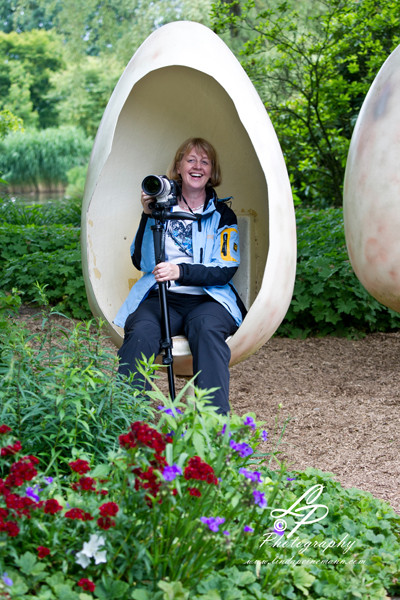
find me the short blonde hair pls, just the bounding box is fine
[167,137,222,187]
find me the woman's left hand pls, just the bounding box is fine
[152,262,180,282]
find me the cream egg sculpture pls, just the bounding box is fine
[81,21,297,376]
[343,45,400,313]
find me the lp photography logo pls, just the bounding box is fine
[253,484,359,566]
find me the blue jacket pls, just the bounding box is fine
[114,190,246,328]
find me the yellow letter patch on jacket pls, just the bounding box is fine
[220,227,239,262]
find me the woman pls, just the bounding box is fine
[114,137,246,414]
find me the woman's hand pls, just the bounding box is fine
[152,262,180,282]
[141,191,153,215]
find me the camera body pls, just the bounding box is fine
[141,175,179,208]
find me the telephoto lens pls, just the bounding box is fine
[142,175,165,197]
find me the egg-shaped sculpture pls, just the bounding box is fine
[343,45,400,313]
[81,21,296,375]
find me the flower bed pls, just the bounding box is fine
[1,390,399,600]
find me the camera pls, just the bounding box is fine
[141,175,179,207]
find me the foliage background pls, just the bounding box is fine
[0,0,399,334]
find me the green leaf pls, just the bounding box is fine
[131,590,153,600]
[157,580,190,600]
[94,578,130,600]
[15,551,37,575]
[192,431,206,458]
[292,567,316,595]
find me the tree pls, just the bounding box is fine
[48,56,122,137]
[0,29,64,128]
[0,108,23,139]
[211,0,400,207]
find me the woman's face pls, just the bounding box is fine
[177,147,212,194]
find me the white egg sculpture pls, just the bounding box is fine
[343,45,400,313]
[81,21,297,376]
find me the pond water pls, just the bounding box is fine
[7,192,66,205]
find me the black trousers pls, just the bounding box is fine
[117,291,238,414]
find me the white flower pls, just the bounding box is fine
[75,551,91,569]
[75,534,107,568]
[93,550,107,565]
[82,534,106,558]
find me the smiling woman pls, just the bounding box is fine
[115,137,244,414]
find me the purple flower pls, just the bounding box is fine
[243,416,256,429]
[162,464,182,481]
[200,516,226,532]
[287,477,296,481]
[223,530,230,536]
[229,439,253,458]
[219,424,232,437]
[253,489,268,509]
[2,573,13,587]
[158,406,182,417]
[244,525,254,533]
[25,484,42,502]
[261,430,268,442]
[44,476,54,485]
[239,467,263,483]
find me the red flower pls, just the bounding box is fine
[99,502,119,517]
[188,487,202,497]
[78,578,95,592]
[65,508,94,521]
[68,459,91,474]
[1,440,22,457]
[97,516,115,530]
[0,520,20,536]
[5,456,38,487]
[133,466,161,498]
[71,476,96,492]
[37,546,51,559]
[184,456,218,485]
[119,422,167,454]
[5,493,36,517]
[44,498,63,514]
[0,424,12,435]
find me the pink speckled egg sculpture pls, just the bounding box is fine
[343,45,400,313]
[81,21,296,375]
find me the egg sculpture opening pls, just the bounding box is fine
[81,21,297,376]
[343,44,400,313]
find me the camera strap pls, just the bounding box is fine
[180,194,204,216]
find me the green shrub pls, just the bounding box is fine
[0,197,88,319]
[1,248,90,319]
[0,196,82,226]
[277,208,400,337]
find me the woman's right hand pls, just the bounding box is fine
[141,191,153,215]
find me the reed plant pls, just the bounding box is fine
[0,126,92,192]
